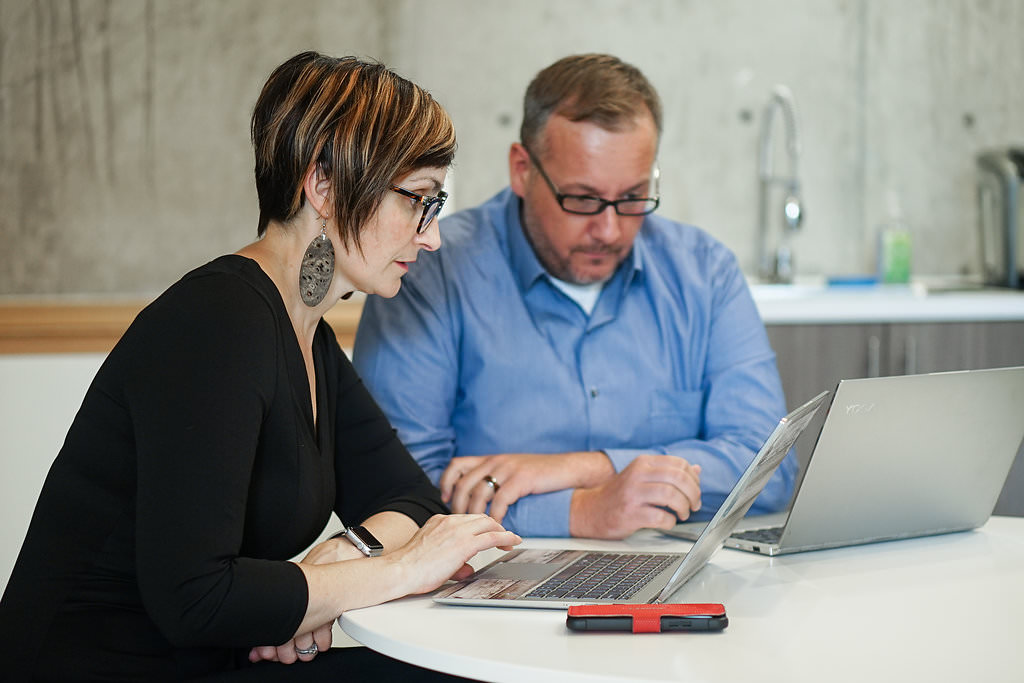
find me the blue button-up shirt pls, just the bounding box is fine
[353,188,794,536]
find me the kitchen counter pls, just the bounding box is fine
[751,283,1024,325]
[3,284,1024,353]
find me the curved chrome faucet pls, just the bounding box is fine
[756,85,803,283]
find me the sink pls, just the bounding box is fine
[747,276,991,301]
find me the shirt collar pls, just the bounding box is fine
[503,192,548,292]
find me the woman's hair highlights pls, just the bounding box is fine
[251,52,457,249]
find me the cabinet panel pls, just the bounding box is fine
[766,323,884,404]
[886,321,1024,375]
[766,324,884,475]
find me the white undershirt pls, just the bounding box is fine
[548,276,607,315]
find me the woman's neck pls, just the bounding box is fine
[237,221,349,347]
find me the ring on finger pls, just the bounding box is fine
[295,642,318,656]
[482,475,501,493]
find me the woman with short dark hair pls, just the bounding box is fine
[0,51,517,682]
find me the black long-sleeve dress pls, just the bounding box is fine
[0,255,447,680]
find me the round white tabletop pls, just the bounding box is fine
[341,517,1023,683]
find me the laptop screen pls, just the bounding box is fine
[655,390,829,602]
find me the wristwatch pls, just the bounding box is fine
[343,525,384,557]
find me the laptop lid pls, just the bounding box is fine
[651,389,828,600]
[433,390,829,608]
[775,366,1024,553]
[669,365,1024,555]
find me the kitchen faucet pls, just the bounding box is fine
[756,85,803,283]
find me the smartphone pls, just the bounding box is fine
[566,603,728,633]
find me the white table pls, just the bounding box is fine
[341,517,1024,683]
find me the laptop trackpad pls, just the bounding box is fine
[478,563,559,581]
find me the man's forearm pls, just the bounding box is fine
[560,450,616,489]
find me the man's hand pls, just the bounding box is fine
[569,454,702,539]
[440,452,615,524]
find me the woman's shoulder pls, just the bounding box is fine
[125,255,284,350]
[158,255,276,311]
[179,254,279,303]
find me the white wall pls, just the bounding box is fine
[0,353,105,591]
[0,353,356,645]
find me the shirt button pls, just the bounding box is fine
[590,388,599,398]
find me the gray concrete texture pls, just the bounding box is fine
[1,0,1022,295]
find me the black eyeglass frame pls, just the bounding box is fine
[523,145,660,216]
[390,185,449,233]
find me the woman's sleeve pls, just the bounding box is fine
[330,336,448,528]
[126,276,307,648]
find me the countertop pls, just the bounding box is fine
[750,281,1024,324]
[3,282,1024,354]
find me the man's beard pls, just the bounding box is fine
[521,206,624,285]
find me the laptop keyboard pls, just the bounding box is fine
[731,526,783,544]
[523,552,677,601]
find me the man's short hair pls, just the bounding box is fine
[520,53,662,153]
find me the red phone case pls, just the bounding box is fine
[567,603,726,633]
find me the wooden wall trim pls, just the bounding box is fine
[0,298,365,354]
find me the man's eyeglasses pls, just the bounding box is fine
[523,146,660,216]
[391,185,449,233]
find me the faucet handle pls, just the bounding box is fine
[783,194,803,232]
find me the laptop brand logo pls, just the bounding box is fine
[845,403,876,415]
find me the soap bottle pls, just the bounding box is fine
[877,191,912,284]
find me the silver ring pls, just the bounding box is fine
[482,475,500,492]
[295,642,319,656]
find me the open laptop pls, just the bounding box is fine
[433,390,829,608]
[664,365,1024,556]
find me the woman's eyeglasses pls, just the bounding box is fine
[391,186,449,233]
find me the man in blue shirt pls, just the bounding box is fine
[353,54,793,538]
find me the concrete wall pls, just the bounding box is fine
[2,0,1023,290]
[0,0,384,295]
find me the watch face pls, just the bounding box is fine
[345,526,384,556]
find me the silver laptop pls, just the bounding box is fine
[433,390,829,608]
[664,366,1024,556]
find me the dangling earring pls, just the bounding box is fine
[299,215,335,307]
